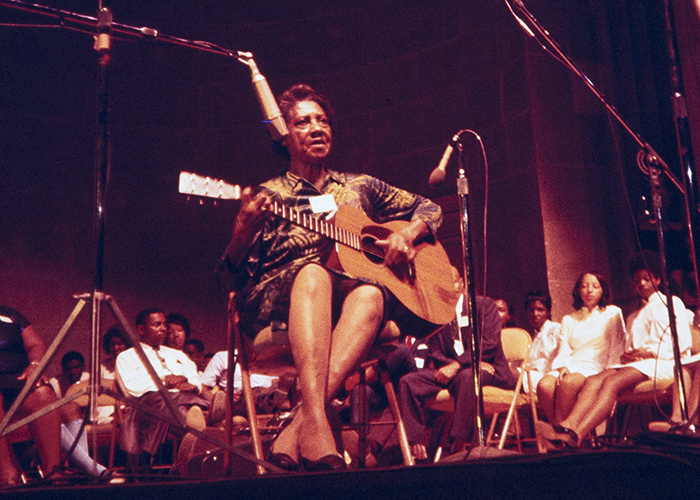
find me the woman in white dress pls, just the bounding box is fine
[537,272,625,424]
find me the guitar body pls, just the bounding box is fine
[333,205,458,329]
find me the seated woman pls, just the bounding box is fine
[538,251,693,447]
[494,298,517,328]
[100,325,130,382]
[522,290,563,396]
[536,272,625,425]
[216,83,444,471]
[0,305,61,486]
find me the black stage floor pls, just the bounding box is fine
[4,435,700,500]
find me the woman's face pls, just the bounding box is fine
[633,269,660,300]
[527,300,548,331]
[283,100,332,166]
[579,273,603,310]
[109,335,127,356]
[494,299,511,328]
[167,323,187,350]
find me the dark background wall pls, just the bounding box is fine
[1,0,698,374]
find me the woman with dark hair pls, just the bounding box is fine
[165,313,191,351]
[217,83,444,470]
[522,290,562,395]
[536,272,625,425]
[101,325,131,381]
[494,298,516,328]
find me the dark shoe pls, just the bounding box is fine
[267,452,299,472]
[536,421,577,450]
[552,424,579,445]
[300,454,347,472]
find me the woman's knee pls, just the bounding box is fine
[25,385,56,410]
[559,373,585,392]
[537,375,556,398]
[293,264,332,297]
[351,285,384,318]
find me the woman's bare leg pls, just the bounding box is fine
[558,371,607,430]
[276,265,384,462]
[562,368,645,444]
[554,372,586,424]
[0,395,20,485]
[24,385,62,475]
[536,375,557,424]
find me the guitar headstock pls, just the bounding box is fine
[178,171,241,200]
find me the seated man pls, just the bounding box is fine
[116,308,210,459]
[0,305,61,485]
[48,351,112,479]
[200,350,280,417]
[398,293,517,460]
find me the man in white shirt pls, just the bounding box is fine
[116,308,210,457]
[200,350,280,415]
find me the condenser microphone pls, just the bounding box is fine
[247,58,288,141]
[429,133,461,186]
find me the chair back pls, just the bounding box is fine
[500,328,532,363]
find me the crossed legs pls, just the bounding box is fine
[537,372,587,425]
[554,367,646,446]
[271,264,384,463]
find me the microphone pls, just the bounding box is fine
[429,133,461,186]
[247,58,288,141]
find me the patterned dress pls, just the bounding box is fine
[217,169,442,338]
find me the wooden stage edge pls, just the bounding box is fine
[4,438,700,500]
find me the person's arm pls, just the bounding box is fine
[18,325,48,384]
[366,176,442,265]
[116,348,158,398]
[550,316,573,372]
[224,187,270,267]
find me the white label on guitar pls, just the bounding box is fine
[453,339,464,356]
[309,194,337,214]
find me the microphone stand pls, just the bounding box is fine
[0,0,282,474]
[507,0,693,429]
[456,145,487,447]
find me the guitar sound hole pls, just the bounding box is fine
[361,236,385,264]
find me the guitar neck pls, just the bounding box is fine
[269,201,361,251]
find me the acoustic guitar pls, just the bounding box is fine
[178,171,458,331]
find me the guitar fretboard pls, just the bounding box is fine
[270,201,361,250]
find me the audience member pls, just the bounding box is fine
[537,251,693,448]
[165,313,190,351]
[536,272,625,425]
[49,351,111,479]
[523,290,562,395]
[101,325,130,382]
[494,298,517,328]
[183,339,207,374]
[116,308,210,460]
[200,350,278,416]
[398,273,516,460]
[0,305,61,485]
